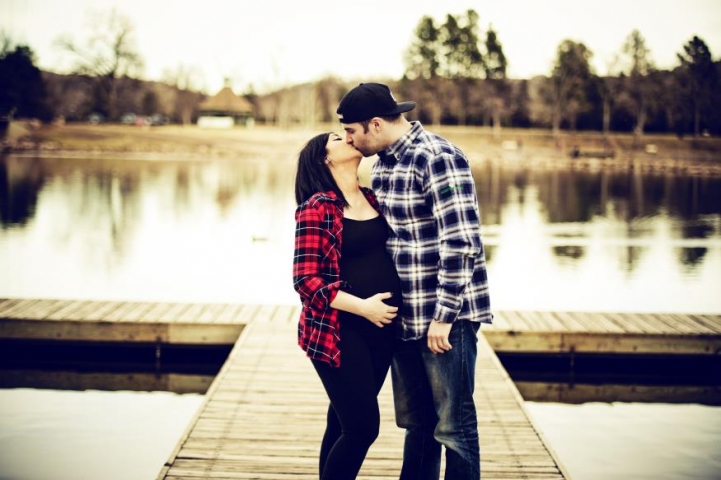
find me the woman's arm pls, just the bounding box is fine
[293,205,397,328]
[293,206,343,310]
[331,291,397,328]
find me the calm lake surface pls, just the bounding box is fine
[1,152,720,311]
[1,144,720,479]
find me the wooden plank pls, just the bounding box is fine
[624,312,671,334]
[514,311,550,331]
[45,300,97,321]
[213,303,246,323]
[247,304,277,323]
[3,299,64,319]
[1,298,720,358]
[553,311,595,333]
[502,311,534,331]
[604,312,647,334]
[671,314,721,334]
[156,321,569,480]
[103,302,144,322]
[62,300,122,321]
[517,311,564,331]
[537,311,575,331]
[562,332,721,355]
[197,303,231,323]
[119,301,158,322]
[156,302,195,323]
[484,331,566,353]
[237,303,264,323]
[575,312,626,333]
[0,299,41,317]
[0,298,16,311]
[61,300,115,321]
[175,303,208,323]
[485,311,514,331]
[137,302,177,322]
[645,313,691,334]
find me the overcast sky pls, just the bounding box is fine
[2,0,721,94]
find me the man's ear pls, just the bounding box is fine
[371,118,382,133]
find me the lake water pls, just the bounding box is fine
[0,388,203,480]
[1,152,720,312]
[1,144,720,479]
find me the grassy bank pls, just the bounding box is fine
[4,121,721,169]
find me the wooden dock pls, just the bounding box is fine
[155,311,570,480]
[2,297,720,479]
[1,298,719,356]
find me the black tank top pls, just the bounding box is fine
[338,215,402,334]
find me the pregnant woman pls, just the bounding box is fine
[292,132,402,480]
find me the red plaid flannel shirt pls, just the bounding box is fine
[293,187,380,367]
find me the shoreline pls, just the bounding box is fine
[3,121,721,176]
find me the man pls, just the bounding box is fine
[336,82,492,480]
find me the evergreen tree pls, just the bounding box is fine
[484,25,509,136]
[549,40,594,136]
[677,36,718,137]
[0,43,52,122]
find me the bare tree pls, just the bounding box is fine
[55,7,143,121]
[163,64,204,125]
[598,55,623,136]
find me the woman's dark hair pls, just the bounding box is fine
[294,132,348,206]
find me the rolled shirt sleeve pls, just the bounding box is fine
[426,150,482,324]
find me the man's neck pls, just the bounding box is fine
[383,118,413,148]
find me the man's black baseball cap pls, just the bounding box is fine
[336,83,416,123]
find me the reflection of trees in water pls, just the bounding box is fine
[680,222,714,239]
[1,155,295,255]
[473,162,720,275]
[0,157,46,228]
[552,245,585,260]
[677,247,707,271]
[618,245,645,275]
[474,163,721,231]
[483,244,495,264]
[64,160,143,262]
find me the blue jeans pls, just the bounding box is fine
[392,320,481,480]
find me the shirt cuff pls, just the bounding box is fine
[433,303,458,324]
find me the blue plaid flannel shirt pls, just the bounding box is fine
[371,121,492,341]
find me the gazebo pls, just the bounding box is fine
[197,81,254,128]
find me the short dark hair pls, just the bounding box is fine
[294,132,348,206]
[358,114,401,133]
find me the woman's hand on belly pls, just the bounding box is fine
[358,292,398,328]
[330,290,398,328]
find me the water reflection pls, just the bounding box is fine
[1,153,720,312]
[499,352,721,405]
[0,339,229,393]
[0,156,46,227]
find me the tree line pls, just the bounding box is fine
[1,8,719,139]
[397,10,720,140]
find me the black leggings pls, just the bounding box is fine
[311,321,394,480]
